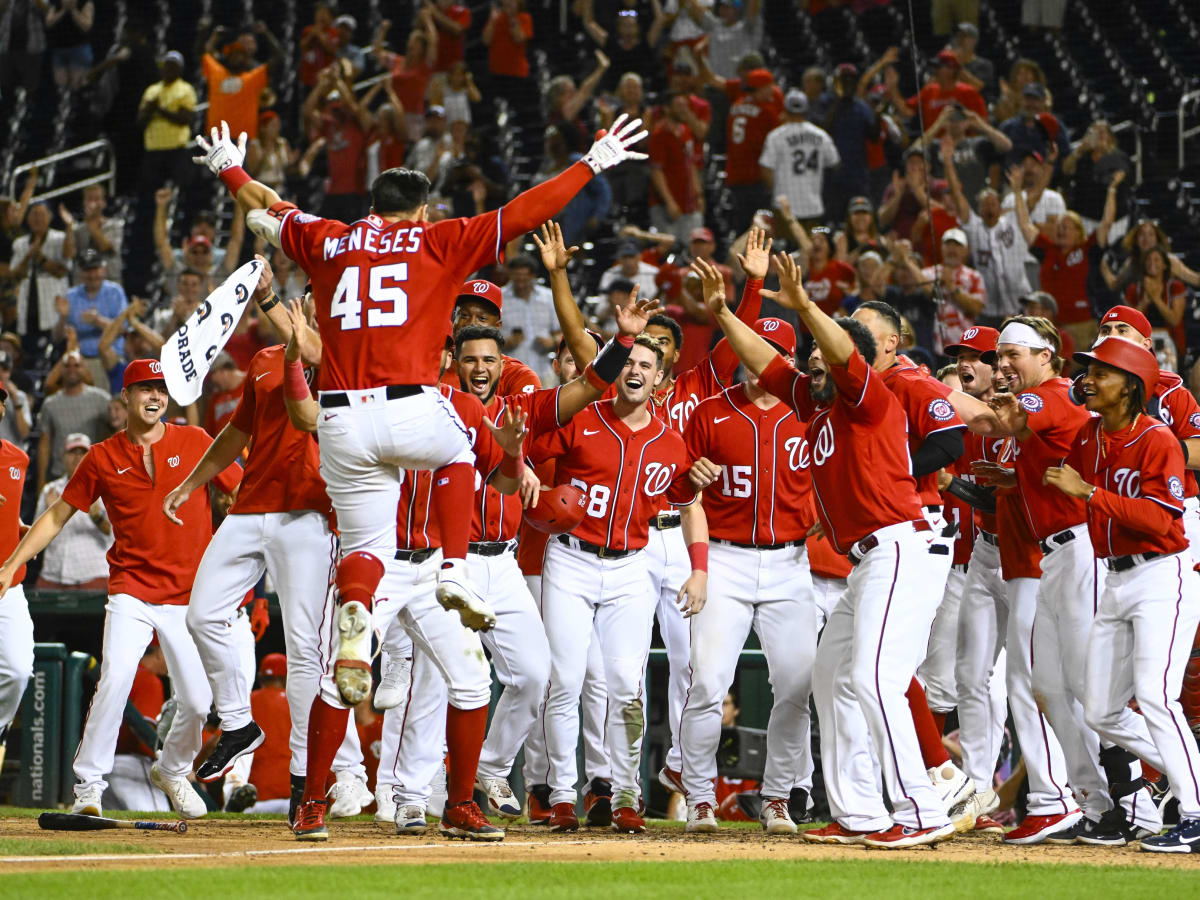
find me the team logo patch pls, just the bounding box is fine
[927,398,955,422]
[291,212,319,225]
[473,282,491,295]
[168,455,181,468]
[760,319,781,332]
[1169,476,1185,501]
[1190,413,1200,430]
[961,327,979,341]
[8,467,19,480]
[1018,393,1044,413]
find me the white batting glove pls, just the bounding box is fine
[581,113,649,174]
[192,120,248,175]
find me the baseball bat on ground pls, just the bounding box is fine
[38,812,187,834]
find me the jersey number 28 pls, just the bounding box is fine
[330,264,409,330]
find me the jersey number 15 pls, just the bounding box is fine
[330,264,409,330]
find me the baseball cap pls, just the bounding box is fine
[956,22,979,38]
[754,318,797,355]
[616,239,641,258]
[784,88,809,115]
[122,358,167,389]
[944,325,999,362]
[185,234,212,250]
[1073,338,1159,398]
[847,195,873,214]
[456,280,502,313]
[1099,304,1151,338]
[161,50,184,67]
[745,68,774,89]
[259,652,287,679]
[1023,82,1048,99]
[64,433,91,452]
[689,226,715,244]
[334,14,357,30]
[79,248,105,269]
[941,227,968,246]
[935,49,960,69]
[1020,290,1058,318]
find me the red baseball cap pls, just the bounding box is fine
[944,325,999,361]
[1099,305,1151,339]
[456,280,502,314]
[936,49,960,69]
[754,317,797,355]
[689,227,715,243]
[745,68,774,88]
[259,653,287,679]
[123,358,166,389]
[1073,337,1159,398]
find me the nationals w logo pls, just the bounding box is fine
[642,462,677,496]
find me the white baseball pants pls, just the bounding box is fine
[1184,497,1200,565]
[645,523,691,773]
[811,575,847,632]
[1084,552,1200,821]
[679,542,816,805]
[74,595,211,791]
[106,754,171,812]
[540,539,656,806]
[0,585,33,739]
[919,564,965,713]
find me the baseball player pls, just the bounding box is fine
[442,280,541,396]
[1046,338,1200,851]
[709,253,954,848]
[676,297,816,836]
[193,115,648,711]
[0,386,30,769]
[527,335,708,834]
[0,360,242,819]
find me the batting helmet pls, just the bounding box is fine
[522,484,587,535]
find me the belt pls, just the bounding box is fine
[556,534,635,559]
[1038,527,1078,556]
[320,384,423,408]
[395,547,437,564]
[979,530,998,547]
[952,562,968,573]
[848,520,932,567]
[651,512,681,530]
[924,504,943,514]
[1106,552,1161,573]
[469,540,516,557]
[714,538,805,551]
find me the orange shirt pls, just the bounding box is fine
[61,425,243,604]
[488,11,533,78]
[202,54,269,140]
[248,686,292,800]
[0,440,29,583]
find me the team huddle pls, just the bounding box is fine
[1,114,1198,854]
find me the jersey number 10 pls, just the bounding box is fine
[330,264,409,330]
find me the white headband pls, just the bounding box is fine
[997,321,1053,351]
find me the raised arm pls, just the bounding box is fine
[153,188,177,270]
[563,50,610,122]
[858,46,900,99]
[764,253,854,365]
[1095,169,1123,247]
[280,299,320,433]
[694,257,778,377]
[1006,166,1038,246]
[531,221,595,368]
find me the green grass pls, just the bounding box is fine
[0,837,156,856]
[3,860,1199,899]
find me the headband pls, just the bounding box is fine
[997,321,1053,351]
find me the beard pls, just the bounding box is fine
[809,375,835,405]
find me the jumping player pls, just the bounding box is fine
[0,386,30,767]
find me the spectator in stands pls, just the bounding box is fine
[653,59,713,149]
[881,242,936,354]
[587,277,636,336]
[97,298,163,394]
[1001,149,1064,229]
[298,3,338,88]
[246,111,298,195]
[1063,119,1133,242]
[36,349,110,490]
[581,2,662,93]
[1102,220,1200,294]
[429,61,481,126]
[303,66,372,223]
[499,255,558,383]
[484,0,534,110]
[0,169,38,322]
[60,184,123,285]
[600,240,661,300]
[893,50,987,132]
[821,63,879,221]
[531,126,611,245]
[333,15,366,80]
[700,0,762,81]
[801,66,833,121]
[661,0,712,64]
[154,190,244,295]
[56,249,127,383]
[545,51,611,155]
[0,0,47,95]
[759,90,839,227]
[916,106,1010,209]
[203,352,245,437]
[45,0,93,89]
[597,73,652,218]
[36,432,112,589]
[364,103,406,188]
[0,350,30,447]
[798,226,856,315]
[840,249,891,314]
[407,106,450,181]
[1019,290,1075,361]
[649,92,704,245]
[0,332,31,392]
[137,51,196,194]
[427,0,472,72]
[948,23,993,97]
[834,196,886,260]
[991,57,1046,124]
[152,268,206,337]
[10,202,72,352]
[714,68,780,232]
[999,82,1069,168]
[931,0,978,36]
[878,148,948,241]
[201,21,283,141]
[438,127,510,216]
[374,14,438,141]
[1127,244,1187,358]
[916,227,986,354]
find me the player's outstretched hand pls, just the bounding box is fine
[252,253,274,302]
[163,485,191,526]
[677,570,707,618]
[614,284,659,337]
[970,460,1017,490]
[735,226,773,281]
[283,299,305,363]
[690,257,727,315]
[484,405,529,457]
[519,468,541,509]
[988,391,1028,435]
[688,457,721,491]
[759,252,811,311]
[193,120,248,175]
[1044,463,1091,499]
[531,221,578,273]
[581,113,648,174]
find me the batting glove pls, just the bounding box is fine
[581,113,649,175]
[193,120,248,175]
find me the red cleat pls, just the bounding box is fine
[974,814,1005,834]
[549,801,579,832]
[439,801,504,841]
[293,799,329,842]
[611,806,646,834]
[527,784,552,824]
[1002,811,1083,845]
[584,777,613,827]
[863,822,955,849]
[802,822,873,844]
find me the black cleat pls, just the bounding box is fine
[197,721,265,782]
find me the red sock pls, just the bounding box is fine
[931,711,948,735]
[336,551,384,609]
[432,462,473,562]
[444,704,488,806]
[906,678,951,768]
[302,697,350,802]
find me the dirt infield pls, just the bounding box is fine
[4,817,1200,873]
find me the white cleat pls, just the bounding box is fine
[929,762,975,831]
[374,651,412,710]
[686,801,719,833]
[333,599,373,705]
[435,560,496,632]
[374,785,396,827]
[476,775,522,819]
[150,763,207,819]
[395,803,429,835]
[71,783,103,817]
[759,796,798,834]
[328,774,372,818]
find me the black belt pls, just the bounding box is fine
[924,504,942,513]
[848,520,932,567]
[556,534,635,559]
[1106,552,1161,573]
[952,562,968,573]
[714,538,805,551]
[650,512,681,530]
[469,540,516,557]
[1038,528,1077,555]
[395,547,437,563]
[320,384,423,408]
[979,530,998,547]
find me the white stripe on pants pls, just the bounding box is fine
[645,524,691,772]
[0,585,34,737]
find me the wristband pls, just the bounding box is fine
[258,292,278,312]
[499,449,523,480]
[687,541,708,573]
[590,337,635,385]
[283,359,310,401]
[616,333,635,348]
[219,165,252,195]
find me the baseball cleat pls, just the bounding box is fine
[1075,812,1134,846]
[396,804,429,835]
[584,777,613,827]
[1002,810,1083,845]
[949,797,977,833]
[687,801,719,833]
[973,814,1005,834]
[760,797,798,834]
[333,599,373,706]
[150,763,207,819]
[197,721,265,782]
[929,763,975,814]
[374,785,396,827]
[973,787,1000,816]
[328,774,372,818]
[439,801,504,841]
[435,560,496,632]
[788,787,815,824]
[863,822,955,849]
[1140,818,1200,853]
[225,783,258,813]
[611,806,647,834]
[549,801,580,832]
[71,783,103,818]
[802,822,872,844]
[527,784,553,823]
[288,775,304,828]
[1045,819,1088,844]
[476,775,522,819]
[374,651,412,710]
[658,765,685,795]
[293,799,329,841]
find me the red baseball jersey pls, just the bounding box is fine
[807,530,853,579]
[996,483,1042,581]
[248,686,293,801]
[61,425,242,604]
[228,345,331,518]
[204,382,244,436]
[1066,415,1189,558]
[1011,378,1092,540]
[724,97,780,186]
[441,354,541,397]
[1153,370,1200,499]
[528,399,696,552]
[758,350,926,555]
[882,359,966,507]
[0,440,29,583]
[684,386,813,545]
[277,162,593,392]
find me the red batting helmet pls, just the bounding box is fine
[522,484,587,535]
[259,653,287,679]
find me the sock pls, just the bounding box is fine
[432,462,474,562]
[336,551,385,609]
[302,697,350,802]
[931,711,948,735]
[906,678,951,768]
[444,704,488,806]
